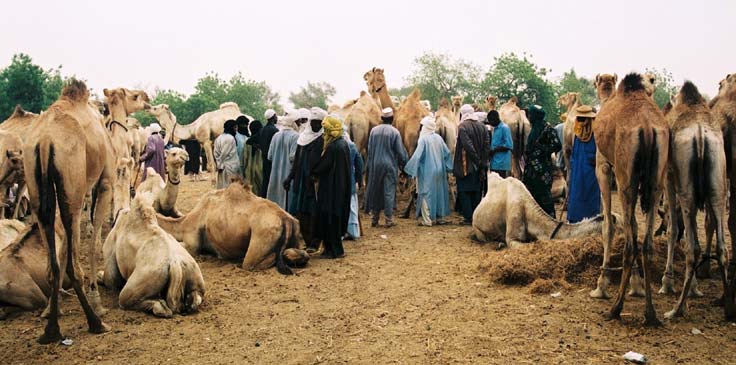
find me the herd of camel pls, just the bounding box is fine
[0,67,735,344]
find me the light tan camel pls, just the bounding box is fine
[0,220,68,319]
[485,95,498,111]
[594,74,618,106]
[558,92,583,203]
[345,91,381,160]
[327,97,359,120]
[135,147,190,217]
[155,181,309,275]
[451,95,463,119]
[659,81,728,319]
[23,79,114,343]
[0,131,25,218]
[498,97,531,179]
[0,105,40,138]
[436,99,459,154]
[147,102,248,174]
[709,73,736,320]
[471,173,617,248]
[364,68,395,111]
[100,192,205,318]
[591,73,669,326]
[394,89,430,157]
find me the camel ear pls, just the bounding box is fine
[613,74,618,84]
[5,151,11,159]
[103,88,111,97]
[594,74,600,86]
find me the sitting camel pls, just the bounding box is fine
[155,181,309,275]
[498,97,531,179]
[0,220,67,319]
[135,147,190,217]
[100,192,204,318]
[471,173,618,248]
[0,132,25,218]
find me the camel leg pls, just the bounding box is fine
[101,250,125,291]
[659,175,678,295]
[243,232,280,271]
[202,140,215,175]
[608,189,637,320]
[665,201,701,319]
[591,156,613,299]
[641,194,662,327]
[36,219,63,344]
[12,182,26,219]
[119,267,172,318]
[698,211,714,279]
[401,190,416,219]
[89,177,113,316]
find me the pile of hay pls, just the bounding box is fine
[480,235,685,293]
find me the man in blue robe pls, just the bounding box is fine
[567,105,600,223]
[487,110,513,178]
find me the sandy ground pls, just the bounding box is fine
[2,178,736,364]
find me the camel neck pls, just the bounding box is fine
[108,103,128,124]
[377,89,394,110]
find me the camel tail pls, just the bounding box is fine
[165,262,184,313]
[633,129,659,213]
[34,142,61,281]
[274,218,295,275]
[690,125,708,210]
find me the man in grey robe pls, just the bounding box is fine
[266,113,300,209]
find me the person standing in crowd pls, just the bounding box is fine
[140,122,166,181]
[160,130,178,150]
[554,116,566,173]
[266,113,299,209]
[523,105,562,217]
[243,120,264,194]
[567,105,600,223]
[487,110,513,178]
[181,139,202,180]
[404,115,453,226]
[213,119,241,189]
[310,116,351,259]
[297,108,311,132]
[454,105,490,225]
[284,108,325,252]
[341,119,364,240]
[235,115,250,171]
[252,109,278,197]
[365,107,408,228]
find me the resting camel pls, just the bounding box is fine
[659,81,728,319]
[345,91,381,161]
[0,220,67,319]
[155,181,309,275]
[591,73,669,326]
[100,192,204,317]
[135,147,190,217]
[147,102,249,175]
[23,79,114,343]
[471,173,618,248]
[710,73,736,319]
[498,97,531,179]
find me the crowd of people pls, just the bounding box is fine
[139,101,605,257]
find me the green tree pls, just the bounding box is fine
[288,81,336,110]
[482,52,560,122]
[407,52,483,109]
[0,53,68,120]
[644,67,678,109]
[558,68,597,106]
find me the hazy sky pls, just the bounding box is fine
[3,0,733,109]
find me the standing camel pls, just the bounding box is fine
[591,73,669,326]
[558,92,582,200]
[498,97,531,179]
[364,68,395,112]
[24,79,114,343]
[344,91,381,162]
[660,81,728,319]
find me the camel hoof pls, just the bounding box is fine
[643,315,662,327]
[604,311,621,321]
[658,284,676,295]
[89,321,111,334]
[590,288,611,299]
[94,305,109,317]
[664,308,684,320]
[152,301,173,318]
[37,329,63,345]
[689,286,704,298]
[628,276,645,297]
[96,271,105,286]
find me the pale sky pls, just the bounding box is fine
[2,0,733,109]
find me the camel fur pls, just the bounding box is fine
[344,91,381,161]
[100,192,205,318]
[498,97,531,179]
[135,147,190,217]
[155,181,309,275]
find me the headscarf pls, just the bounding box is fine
[150,123,162,133]
[459,104,477,122]
[527,105,547,144]
[419,115,436,138]
[223,119,237,141]
[487,110,501,126]
[310,107,328,121]
[321,116,343,154]
[574,105,596,142]
[297,120,323,146]
[277,113,297,131]
[298,108,311,121]
[264,109,276,120]
[236,115,250,137]
[248,120,263,156]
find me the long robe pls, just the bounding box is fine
[523,122,562,216]
[181,139,201,175]
[311,138,351,257]
[405,133,453,221]
[266,128,298,209]
[213,133,240,189]
[364,124,408,214]
[346,139,364,238]
[235,132,248,172]
[242,144,263,195]
[257,122,279,197]
[140,133,165,181]
[567,135,600,223]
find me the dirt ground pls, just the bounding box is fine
[2,178,736,364]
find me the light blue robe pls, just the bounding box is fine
[235,132,248,173]
[266,129,299,209]
[404,133,453,220]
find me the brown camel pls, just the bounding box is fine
[594,74,618,106]
[345,91,381,161]
[155,181,308,275]
[100,192,205,317]
[451,95,463,120]
[364,67,395,111]
[485,95,498,111]
[558,92,583,204]
[498,97,531,179]
[591,73,669,326]
[394,89,430,157]
[23,79,114,343]
[0,131,25,217]
[710,72,736,320]
[135,147,190,217]
[660,81,728,319]
[436,99,459,154]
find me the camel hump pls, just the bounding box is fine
[219,102,239,110]
[61,79,89,102]
[679,81,705,106]
[509,96,518,104]
[620,73,646,94]
[10,105,26,118]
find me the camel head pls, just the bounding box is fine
[485,95,497,110]
[390,95,400,107]
[364,67,386,94]
[594,73,618,102]
[642,72,656,97]
[103,88,151,118]
[0,150,24,203]
[451,95,464,109]
[165,147,190,172]
[147,104,176,129]
[718,73,736,98]
[557,92,580,110]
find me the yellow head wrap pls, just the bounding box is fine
[322,116,344,154]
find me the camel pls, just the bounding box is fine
[147,102,248,175]
[155,181,309,275]
[471,173,617,248]
[451,96,463,119]
[485,96,498,111]
[23,79,114,343]
[344,91,381,161]
[498,97,531,179]
[591,73,669,326]
[709,73,736,320]
[364,68,395,112]
[394,89,430,157]
[135,148,190,217]
[659,81,727,319]
[594,74,618,107]
[420,100,432,111]
[435,99,459,155]
[0,105,40,138]
[100,192,205,318]
[327,97,359,120]
[0,220,68,319]
[558,92,583,204]
[0,130,25,218]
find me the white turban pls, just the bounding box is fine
[310,107,327,121]
[277,113,297,130]
[420,115,436,137]
[381,107,394,118]
[474,111,488,123]
[298,108,311,120]
[460,104,477,122]
[264,109,276,120]
[150,123,162,133]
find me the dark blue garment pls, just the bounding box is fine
[567,135,600,223]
